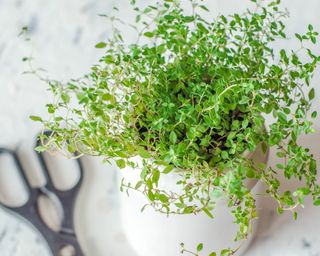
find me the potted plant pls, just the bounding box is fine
[31,0,320,255]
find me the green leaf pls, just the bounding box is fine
[30,115,43,122]
[67,143,76,153]
[311,111,317,119]
[169,131,177,144]
[144,32,154,38]
[135,14,141,23]
[220,249,233,256]
[163,165,174,174]
[61,92,70,104]
[140,204,148,212]
[314,198,320,206]
[135,181,143,190]
[95,42,107,48]
[35,146,47,152]
[277,207,283,214]
[148,190,155,201]
[221,151,228,160]
[199,5,210,12]
[246,168,255,179]
[104,55,114,64]
[175,203,186,208]
[152,169,160,184]
[310,159,317,174]
[309,88,315,100]
[261,142,268,154]
[159,194,169,203]
[209,253,217,256]
[138,148,152,158]
[202,207,214,219]
[183,16,195,23]
[197,243,204,252]
[182,206,194,214]
[276,163,284,169]
[116,159,126,169]
[47,104,55,114]
[295,33,302,42]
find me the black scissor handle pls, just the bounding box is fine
[0,148,36,201]
[0,136,85,256]
[35,131,84,232]
[1,204,84,256]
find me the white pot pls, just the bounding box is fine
[119,146,268,256]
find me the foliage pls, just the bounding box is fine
[32,0,319,255]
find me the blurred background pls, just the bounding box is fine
[0,0,319,255]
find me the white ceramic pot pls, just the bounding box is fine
[119,146,269,256]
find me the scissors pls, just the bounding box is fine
[0,131,84,256]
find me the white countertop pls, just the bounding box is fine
[0,0,320,255]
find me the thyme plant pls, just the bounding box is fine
[31,0,319,255]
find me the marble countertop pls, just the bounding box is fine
[0,0,320,255]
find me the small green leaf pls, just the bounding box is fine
[135,14,141,23]
[47,104,55,114]
[199,5,210,12]
[309,88,315,100]
[310,159,317,174]
[30,115,43,122]
[277,207,284,214]
[152,169,160,184]
[276,163,284,169]
[67,143,76,153]
[163,165,174,174]
[261,142,268,154]
[140,204,148,212]
[308,24,314,31]
[311,111,317,118]
[175,203,186,208]
[159,194,169,203]
[35,146,47,152]
[104,55,114,63]
[314,198,320,206]
[182,206,194,214]
[246,168,255,179]
[95,42,107,48]
[144,32,154,38]
[138,148,152,158]
[183,16,195,23]
[135,181,143,189]
[209,253,217,256]
[197,243,204,252]
[220,249,233,256]
[221,151,228,160]
[169,131,177,144]
[61,92,70,104]
[148,190,155,201]
[295,33,302,42]
[202,208,214,219]
[116,159,126,169]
